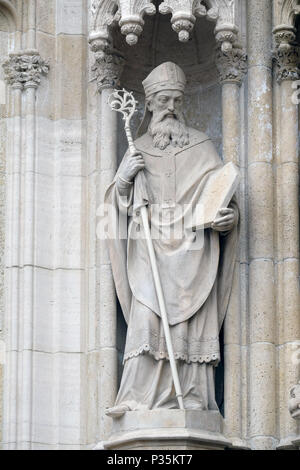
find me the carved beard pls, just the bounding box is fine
[148,110,190,150]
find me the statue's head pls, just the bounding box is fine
[137,62,190,150]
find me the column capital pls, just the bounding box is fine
[216,46,247,86]
[90,41,125,92]
[273,27,300,84]
[3,50,49,90]
[289,382,300,420]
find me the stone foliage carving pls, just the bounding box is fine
[273,28,300,83]
[3,50,49,89]
[289,382,300,420]
[91,47,125,91]
[216,46,247,85]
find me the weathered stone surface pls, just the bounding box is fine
[1,0,300,453]
[101,410,230,450]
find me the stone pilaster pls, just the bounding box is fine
[216,45,247,447]
[247,0,276,450]
[273,26,300,450]
[89,41,125,440]
[2,48,49,449]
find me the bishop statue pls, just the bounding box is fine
[104,62,239,417]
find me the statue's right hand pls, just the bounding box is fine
[119,152,145,183]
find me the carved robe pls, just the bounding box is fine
[104,128,238,411]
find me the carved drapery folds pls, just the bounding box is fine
[216,45,247,85]
[289,382,300,420]
[3,50,49,89]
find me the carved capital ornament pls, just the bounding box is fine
[273,27,300,83]
[91,47,125,91]
[3,50,49,89]
[216,46,247,85]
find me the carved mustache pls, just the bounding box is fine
[152,110,180,125]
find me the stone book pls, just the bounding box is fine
[188,162,240,230]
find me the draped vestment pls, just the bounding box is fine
[104,128,238,411]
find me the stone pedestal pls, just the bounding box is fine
[98,410,230,450]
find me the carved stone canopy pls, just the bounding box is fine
[89,0,240,52]
[90,6,246,94]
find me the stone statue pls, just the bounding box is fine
[104,62,239,418]
[289,382,300,420]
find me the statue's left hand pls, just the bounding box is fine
[211,208,237,232]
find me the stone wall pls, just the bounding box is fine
[0,0,299,450]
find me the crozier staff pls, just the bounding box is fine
[105,62,239,417]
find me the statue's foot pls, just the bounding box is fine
[105,404,131,418]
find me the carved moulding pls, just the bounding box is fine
[216,45,247,85]
[289,382,300,420]
[3,50,49,89]
[90,0,156,48]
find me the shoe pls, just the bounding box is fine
[105,404,131,418]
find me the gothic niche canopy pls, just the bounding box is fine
[89,0,239,52]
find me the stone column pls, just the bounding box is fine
[273,27,300,449]
[216,46,247,446]
[89,42,125,440]
[2,77,22,448]
[27,0,36,50]
[216,47,247,165]
[247,0,277,450]
[2,51,49,449]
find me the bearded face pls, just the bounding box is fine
[147,90,190,150]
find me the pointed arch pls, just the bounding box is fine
[0,0,17,31]
[274,0,300,28]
